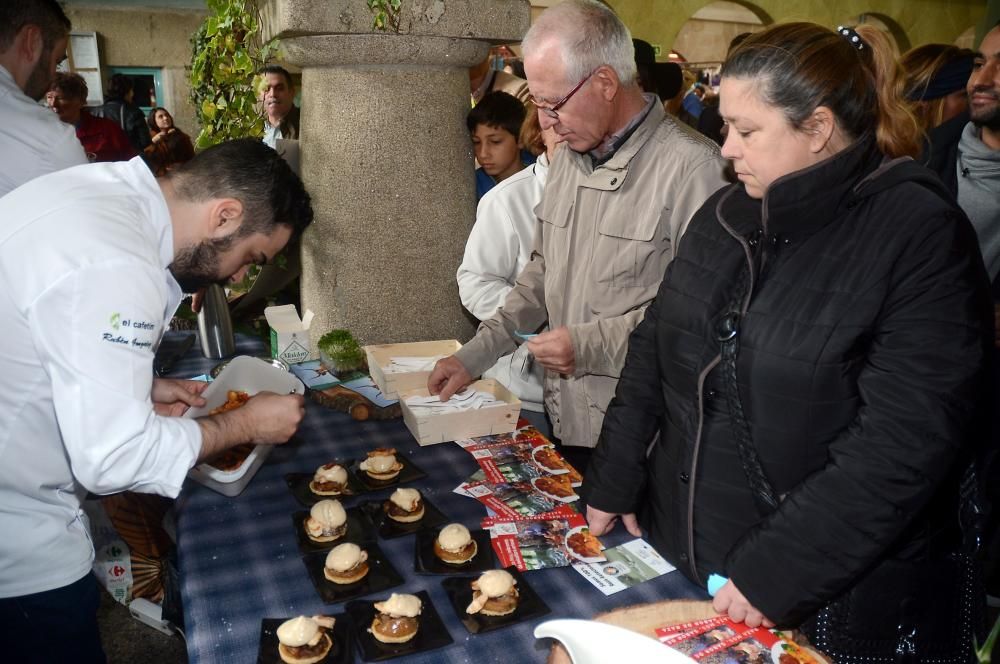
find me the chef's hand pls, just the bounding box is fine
[190,288,206,313]
[527,326,575,374]
[242,392,305,444]
[586,504,641,537]
[152,378,208,416]
[428,356,473,401]
[713,580,775,628]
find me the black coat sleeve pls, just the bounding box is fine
[582,259,673,514]
[725,202,992,625]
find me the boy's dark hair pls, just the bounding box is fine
[0,0,70,51]
[259,64,294,89]
[467,91,526,138]
[106,73,133,99]
[169,139,313,239]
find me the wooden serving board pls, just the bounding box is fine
[310,384,401,421]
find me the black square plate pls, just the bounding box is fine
[360,496,450,539]
[286,464,367,507]
[301,542,404,605]
[350,455,427,492]
[293,507,377,555]
[413,528,494,575]
[345,590,453,662]
[440,567,550,634]
[257,614,354,664]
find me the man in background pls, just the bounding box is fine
[429,0,728,474]
[0,0,86,196]
[260,64,300,149]
[93,72,152,153]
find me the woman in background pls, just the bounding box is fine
[144,107,195,175]
[585,22,990,662]
[901,43,975,133]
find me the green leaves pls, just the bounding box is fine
[189,0,275,148]
[367,0,402,32]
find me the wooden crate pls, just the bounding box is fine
[399,379,521,446]
[363,339,462,399]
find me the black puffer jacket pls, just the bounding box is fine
[585,137,992,627]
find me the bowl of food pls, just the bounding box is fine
[186,356,305,497]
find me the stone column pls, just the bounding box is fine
[260,0,530,345]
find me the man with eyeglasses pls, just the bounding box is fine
[429,0,728,473]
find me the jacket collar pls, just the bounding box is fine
[563,99,666,190]
[720,134,883,240]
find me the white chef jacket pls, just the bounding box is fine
[0,157,203,598]
[457,154,549,412]
[0,64,87,197]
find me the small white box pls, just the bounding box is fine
[399,379,521,446]
[186,356,305,497]
[364,339,462,399]
[265,304,315,365]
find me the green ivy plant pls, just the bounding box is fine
[367,0,402,32]
[189,0,277,149]
[189,0,284,301]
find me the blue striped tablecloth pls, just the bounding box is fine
[169,333,708,664]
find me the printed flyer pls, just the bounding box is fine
[486,512,605,571]
[572,538,675,595]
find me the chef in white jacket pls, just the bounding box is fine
[457,113,563,422]
[0,140,311,663]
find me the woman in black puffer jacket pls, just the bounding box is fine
[584,22,993,663]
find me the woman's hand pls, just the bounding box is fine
[152,378,208,416]
[712,580,775,628]
[586,504,641,537]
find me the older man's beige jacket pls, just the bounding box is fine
[455,101,728,448]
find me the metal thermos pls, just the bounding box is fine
[197,284,236,359]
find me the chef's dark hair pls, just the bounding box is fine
[0,0,71,52]
[723,22,921,159]
[170,139,313,238]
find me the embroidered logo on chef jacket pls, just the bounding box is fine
[101,313,158,351]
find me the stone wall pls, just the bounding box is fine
[64,6,207,137]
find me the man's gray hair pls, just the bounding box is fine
[522,0,637,86]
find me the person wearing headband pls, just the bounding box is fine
[585,21,992,662]
[902,43,975,133]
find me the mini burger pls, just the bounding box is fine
[466,569,519,617]
[433,523,477,564]
[359,448,403,481]
[324,542,369,584]
[276,614,335,664]
[369,593,422,644]
[310,462,349,496]
[384,488,424,523]
[305,499,348,543]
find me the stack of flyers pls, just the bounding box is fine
[484,512,605,571]
[465,481,579,520]
[656,616,824,663]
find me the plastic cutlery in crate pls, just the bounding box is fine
[186,356,305,497]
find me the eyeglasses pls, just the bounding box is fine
[531,69,596,119]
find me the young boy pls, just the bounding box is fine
[467,91,534,200]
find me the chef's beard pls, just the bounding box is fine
[169,235,235,294]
